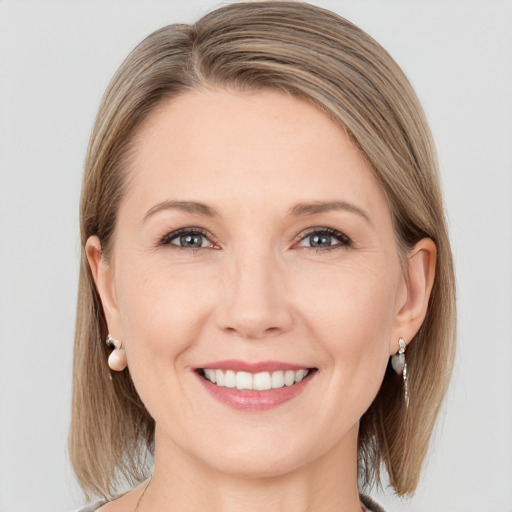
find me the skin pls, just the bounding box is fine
[87,89,436,512]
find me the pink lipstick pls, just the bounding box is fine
[194,360,316,411]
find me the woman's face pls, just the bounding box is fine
[91,89,414,477]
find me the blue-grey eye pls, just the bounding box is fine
[297,229,349,249]
[169,232,210,248]
[309,233,332,247]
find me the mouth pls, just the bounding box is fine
[194,362,317,411]
[197,368,313,391]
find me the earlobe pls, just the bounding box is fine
[85,236,122,336]
[392,238,437,353]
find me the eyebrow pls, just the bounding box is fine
[143,199,372,225]
[288,201,372,225]
[144,200,219,222]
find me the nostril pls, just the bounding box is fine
[222,324,285,340]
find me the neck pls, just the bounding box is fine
[139,425,363,512]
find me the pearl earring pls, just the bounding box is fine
[106,334,127,371]
[391,337,409,407]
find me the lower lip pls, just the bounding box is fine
[196,371,315,411]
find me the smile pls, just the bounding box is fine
[201,368,310,390]
[195,361,317,411]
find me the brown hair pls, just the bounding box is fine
[70,0,456,499]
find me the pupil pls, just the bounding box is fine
[311,233,331,247]
[180,234,202,247]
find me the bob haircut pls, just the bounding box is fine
[70,0,456,500]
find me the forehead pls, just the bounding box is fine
[123,88,388,221]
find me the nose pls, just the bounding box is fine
[214,248,294,340]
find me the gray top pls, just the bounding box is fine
[76,494,386,511]
[75,502,106,512]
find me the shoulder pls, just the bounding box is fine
[74,499,127,512]
[77,490,385,512]
[74,502,106,512]
[75,485,146,512]
[74,500,123,512]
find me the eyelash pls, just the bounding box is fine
[158,226,351,252]
[296,227,351,252]
[159,227,216,251]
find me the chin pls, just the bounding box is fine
[183,428,324,480]
[203,450,307,479]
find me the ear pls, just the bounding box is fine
[391,238,437,354]
[85,236,123,339]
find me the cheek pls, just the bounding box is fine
[294,260,399,406]
[112,258,221,421]
[298,262,398,347]
[114,257,217,363]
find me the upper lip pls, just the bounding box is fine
[195,359,312,373]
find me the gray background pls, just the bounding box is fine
[0,1,511,511]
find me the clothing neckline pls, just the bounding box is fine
[77,492,386,512]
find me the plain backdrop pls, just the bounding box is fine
[0,1,511,511]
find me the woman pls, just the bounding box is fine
[70,2,456,511]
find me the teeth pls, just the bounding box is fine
[203,369,310,390]
[295,369,308,383]
[225,370,236,388]
[215,369,225,386]
[284,370,295,386]
[236,371,252,390]
[271,371,284,388]
[204,369,216,383]
[253,372,272,391]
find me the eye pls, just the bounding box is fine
[160,228,215,249]
[296,228,351,250]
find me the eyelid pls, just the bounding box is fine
[293,226,351,249]
[158,226,351,251]
[159,227,219,248]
